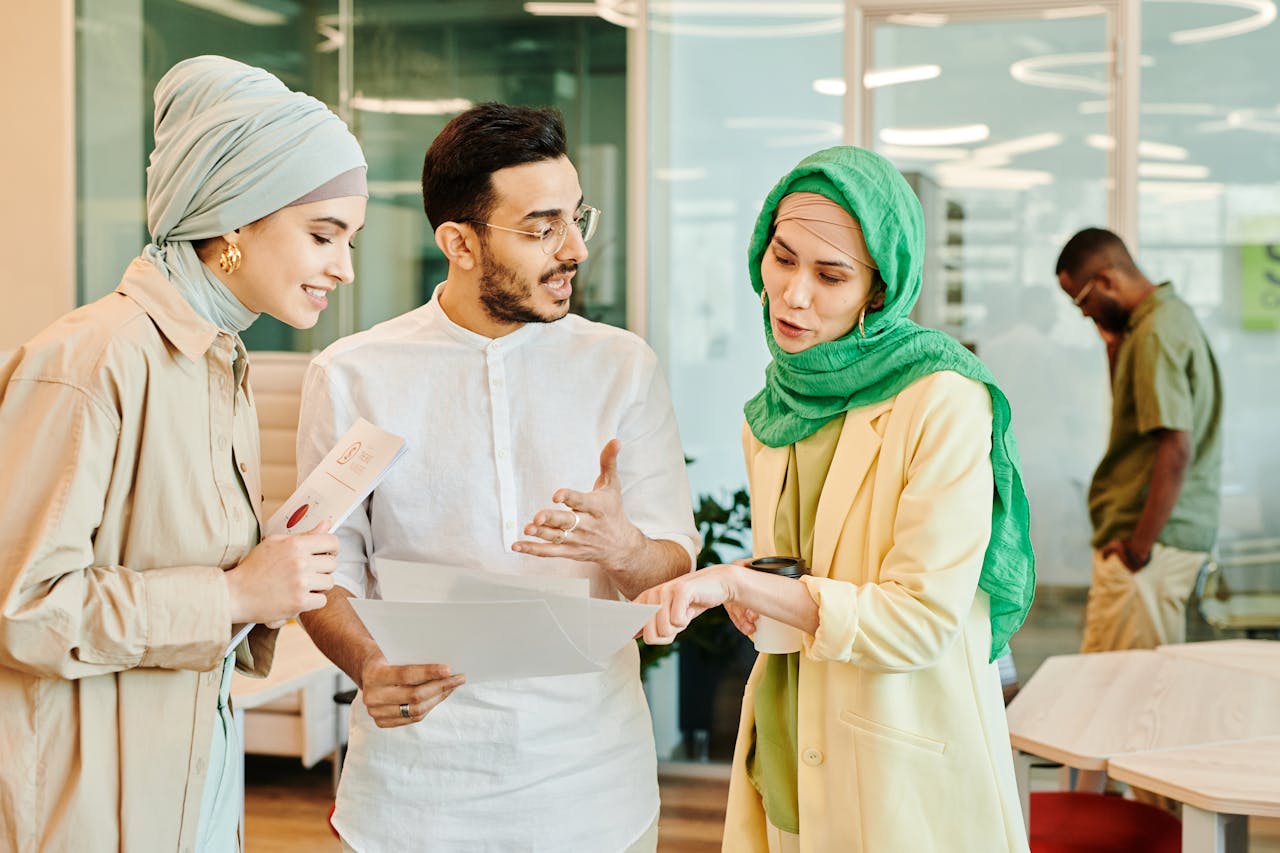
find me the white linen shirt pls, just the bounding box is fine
[297,287,698,852]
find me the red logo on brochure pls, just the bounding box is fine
[286,504,310,529]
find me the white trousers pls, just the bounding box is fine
[1080,542,1206,653]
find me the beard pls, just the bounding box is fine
[477,250,576,326]
[1094,294,1130,333]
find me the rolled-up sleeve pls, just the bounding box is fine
[0,379,230,679]
[801,373,994,672]
[616,350,699,571]
[296,359,374,597]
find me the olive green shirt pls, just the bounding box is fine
[1088,282,1222,551]
[747,414,844,835]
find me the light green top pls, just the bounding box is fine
[195,652,240,852]
[747,414,844,835]
[1088,283,1223,552]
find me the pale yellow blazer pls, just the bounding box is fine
[724,371,1028,853]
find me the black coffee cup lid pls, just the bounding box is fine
[747,556,808,578]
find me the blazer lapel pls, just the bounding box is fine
[810,402,892,578]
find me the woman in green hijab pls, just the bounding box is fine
[0,56,366,851]
[638,146,1034,851]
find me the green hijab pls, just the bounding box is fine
[743,146,1034,661]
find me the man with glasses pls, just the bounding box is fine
[295,103,697,852]
[1055,227,1222,658]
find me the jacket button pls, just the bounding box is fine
[239,462,248,473]
[802,748,823,766]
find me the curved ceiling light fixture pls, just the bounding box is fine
[878,145,969,161]
[1010,52,1154,94]
[885,13,949,26]
[880,124,990,146]
[1042,5,1107,18]
[175,0,287,25]
[1138,162,1211,179]
[1148,0,1277,44]
[525,1,845,37]
[1200,107,1280,134]
[724,117,844,148]
[1085,134,1191,160]
[932,164,1054,190]
[865,64,942,89]
[971,132,1064,162]
[351,96,474,116]
[1077,100,1218,115]
[812,65,942,96]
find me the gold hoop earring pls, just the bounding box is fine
[858,307,867,337]
[760,290,767,307]
[218,243,242,275]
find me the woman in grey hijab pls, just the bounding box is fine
[0,56,367,852]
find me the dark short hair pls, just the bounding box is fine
[420,103,567,232]
[1055,227,1137,278]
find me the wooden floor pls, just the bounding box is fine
[243,758,730,852]
[244,754,1280,852]
[244,590,1280,851]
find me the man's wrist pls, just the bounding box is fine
[608,525,651,575]
[1124,537,1152,567]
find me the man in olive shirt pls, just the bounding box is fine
[1056,228,1222,653]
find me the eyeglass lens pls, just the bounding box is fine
[540,206,600,254]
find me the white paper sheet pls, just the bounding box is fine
[225,418,408,655]
[349,558,657,682]
[376,559,590,601]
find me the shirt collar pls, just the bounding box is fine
[117,257,222,361]
[1128,280,1173,330]
[426,282,540,351]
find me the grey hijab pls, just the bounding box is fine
[141,55,367,334]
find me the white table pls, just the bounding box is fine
[1005,649,1280,833]
[1108,736,1280,853]
[1156,638,1280,679]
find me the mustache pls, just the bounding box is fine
[541,263,577,282]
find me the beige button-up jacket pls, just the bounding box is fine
[0,258,276,853]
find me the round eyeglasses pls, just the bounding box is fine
[468,204,600,255]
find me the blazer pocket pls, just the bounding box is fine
[840,710,947,755]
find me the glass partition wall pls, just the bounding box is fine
[1136,2,1280,544]
[864,7,1117,586]
[75,0,629,352]
[645,0,1280,585]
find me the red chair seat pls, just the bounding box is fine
[1030,791,1181,853]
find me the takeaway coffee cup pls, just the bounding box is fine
[746,556,809,654]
